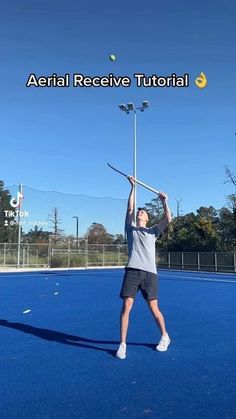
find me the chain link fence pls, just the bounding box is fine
[50,242,128,269]
[0,238,128,270]
[157,252,236,273]
[0,240,235,273]
[0,243,49,268]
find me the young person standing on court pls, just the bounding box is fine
[116,175,172,359]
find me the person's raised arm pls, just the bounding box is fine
[125,176,135,225]
[156,191,172,233]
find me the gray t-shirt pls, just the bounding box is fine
[125,220,161,274]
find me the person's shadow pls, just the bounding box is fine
[0,319,155,357]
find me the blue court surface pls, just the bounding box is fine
[0,269,235,419]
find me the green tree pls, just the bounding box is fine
[227,194,236,211]
[223,165,236,250]
[195,206,220,250]
[143,188,236,252]
[145,197,164,226]
[23,226,50,243]
[166,212,199,251]
[158,208,220,252]
[87,223,113,244]
[113,234,125,244]
[218,207,236,251]
[0,180,18,242]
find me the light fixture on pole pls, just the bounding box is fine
[118,101,150,219]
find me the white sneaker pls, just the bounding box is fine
[156,333,171,352]
[116,342,126,359]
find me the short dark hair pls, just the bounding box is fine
[137,207,148,213]
[137,207,149,221]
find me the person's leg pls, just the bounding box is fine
[116,297,134,359]
[140,272,168,336]
[147,299,171,351]
[140,272,166,335]
[120,297,134,343]
[147,299,167,335]
[117,268,140,359]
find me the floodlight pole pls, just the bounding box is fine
[17,183,23,268]
[133,110,137,218]
[119,102,149,221]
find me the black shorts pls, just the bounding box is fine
[119,268,158,301]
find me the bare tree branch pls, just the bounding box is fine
[47,207,64,235]
[224,165,236,187]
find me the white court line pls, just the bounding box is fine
[0,266,125,276]
[160,274,236,284]
[0,269,235,283]
[158,268,236,277]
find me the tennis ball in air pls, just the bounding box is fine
[109,54,116,62]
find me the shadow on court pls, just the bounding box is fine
[0,319,155,357]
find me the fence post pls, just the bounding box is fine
[197,252,200,270]
[36,249,38,268]
[181,252,184,269]
[85,236,88,269]
[27,244,29,268]
[214,252,217,272]
[118,246,120,266]
[168,252,170,269]
[103,245,105,267]
[17,243,21,269]
[68,238,71,269]
[47,244,51,268]
[234,253,236,273]
[22,247,25,268]
[3,243,6,267]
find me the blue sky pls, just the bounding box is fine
[1,0,235,235]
